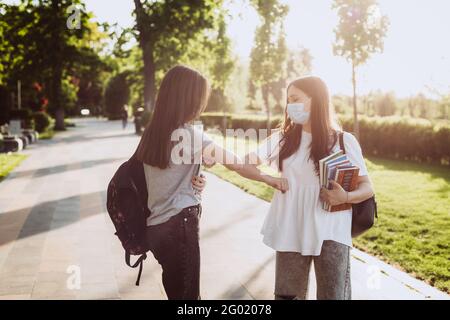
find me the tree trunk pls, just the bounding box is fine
[51,0,65,131]
[54,107,65,130]
[52,54,65,130]
[142,42,156,112]
[351,61,359,140]
[134,0,156,112]
[262,84,271,131]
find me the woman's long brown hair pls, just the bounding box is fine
[135,65,210,169]
[276,76,340,174]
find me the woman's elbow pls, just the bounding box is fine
[245,153,261,166]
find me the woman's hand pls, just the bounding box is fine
[192,174,206,193]
[264,176,289,193]
[320,180,347,206]
[202,155,216,168]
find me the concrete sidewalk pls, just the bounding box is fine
[0,118,448,300]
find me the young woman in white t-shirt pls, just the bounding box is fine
[246,76,374,300]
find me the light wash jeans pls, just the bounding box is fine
[275,240,351,300]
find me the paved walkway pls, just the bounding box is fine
[0,118,448,300]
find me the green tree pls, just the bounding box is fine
[104,72,130,119]
[438,95,450,120]
[0,1,105,130]
[110,32,145,113]
[332,0,389,138]
[0,3,46,112]
[286,48,313,80]
[427,86,450,120]
[271,47,313,114]
[36,0,93,130]
[249,0,289,129]
[132,0,222,112]
[72,21,112,116]
[205,12,235,113]
[166,7,234,113]
[374,92,396,116]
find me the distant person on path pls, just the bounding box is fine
[121,107,128,129]
[134,65,288,300]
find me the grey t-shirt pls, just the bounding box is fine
[144,124,214,226]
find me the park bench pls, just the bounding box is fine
[0,120,38,153]
[22,129,39,143]
[0,134,23,153]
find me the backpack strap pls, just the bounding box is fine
[338,131,346,154]
[125,252,147,286]
[129,158,152,218]
[338,131,377,219]
[374,198,378,219]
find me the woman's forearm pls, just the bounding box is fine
[207,144,271,184]
[209,148,288,192]
[223,163,270,184]
[347,181,374,204]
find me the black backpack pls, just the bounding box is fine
[106,153,151,286]
[338,132,378,237]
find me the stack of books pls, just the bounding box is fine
[319,150,359,212]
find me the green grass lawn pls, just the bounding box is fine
[38,129,55,140]
[0,153,28,182]
[205,133,450,293]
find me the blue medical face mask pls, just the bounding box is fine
[286,102,310,125]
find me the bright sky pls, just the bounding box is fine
[225,0,450,98]
[10,0,450,98]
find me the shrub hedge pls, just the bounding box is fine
[200,113,450,165]
[32,111,52,133]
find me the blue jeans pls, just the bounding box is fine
[275,240,351,300]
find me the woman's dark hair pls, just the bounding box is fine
[135,65,210,169]
[276,76,340,174]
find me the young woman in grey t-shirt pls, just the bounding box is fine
[134,65,288,300]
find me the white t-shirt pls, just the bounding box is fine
[254,130,368,255]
